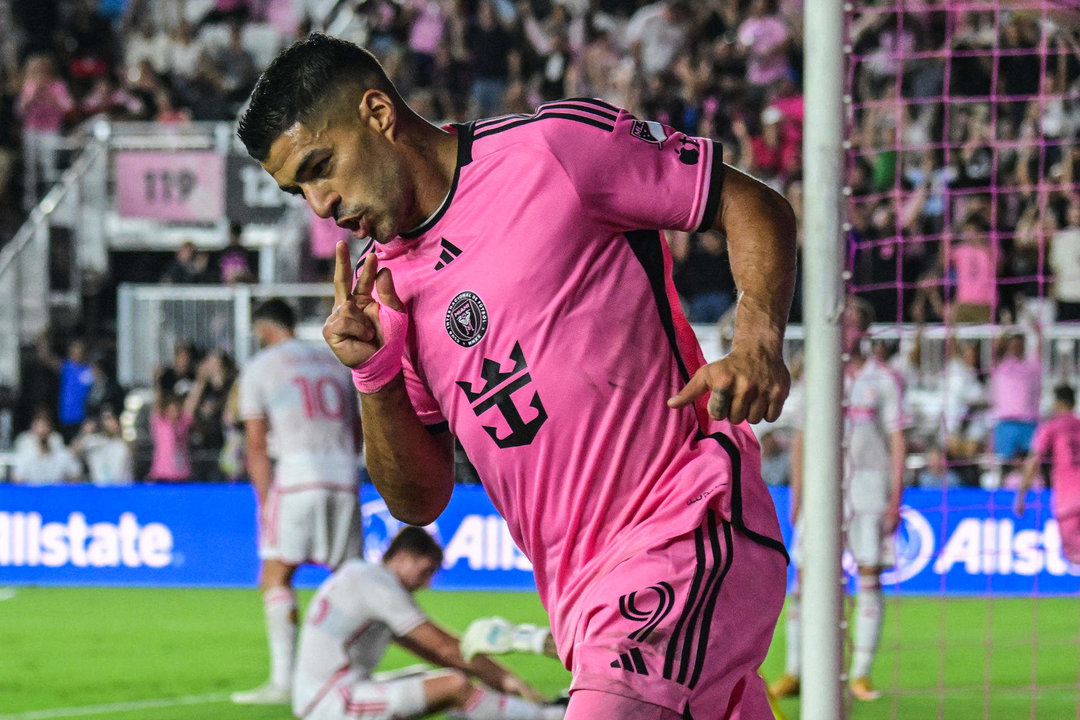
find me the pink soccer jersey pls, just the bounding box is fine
[1031,412,1080,519]
[368,99,784,663]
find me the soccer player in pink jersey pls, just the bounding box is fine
[1015,385,1080,565]
[238,35,796,720]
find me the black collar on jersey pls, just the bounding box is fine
[399,122,474,240]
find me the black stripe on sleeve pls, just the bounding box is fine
[472,112,615,140]
[425,421,450,435]
[694,143,725,233]
[535,99,619,122]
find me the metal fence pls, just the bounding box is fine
[117,283,336,387]
[0,140,108,388]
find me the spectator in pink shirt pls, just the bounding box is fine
[948,217,997,323]
[16,54,74,210]
[404,0,447,88]
[737,0,792,98]
[990,331,1043,462]
[147,387,197,483]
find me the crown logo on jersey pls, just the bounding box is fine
[455,342,548,448]
[434,238,463,271]
[445,291,488,347]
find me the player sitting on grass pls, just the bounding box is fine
[293,527,564,720]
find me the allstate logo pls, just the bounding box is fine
[881,506,935,585]
[360,498,441,563]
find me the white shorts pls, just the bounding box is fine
[791,511,895,571]
[302,669,446,720]
[846,510,895,569]
[259,484,361,568]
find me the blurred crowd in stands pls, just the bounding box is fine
[2,0,1080,488]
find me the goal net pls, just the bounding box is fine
[844,1,1080,717]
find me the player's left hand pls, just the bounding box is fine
[883,498,902,534]
[667,341,790,424]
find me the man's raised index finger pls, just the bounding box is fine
[333,241,354,304]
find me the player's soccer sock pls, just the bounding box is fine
[785,591,802,677]
[851,577,883,679]
[453,688,551,720]
[264,586,297,689]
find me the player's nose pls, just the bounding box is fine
[307,186,341,220]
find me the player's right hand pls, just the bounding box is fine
[323,240,405,369]
[461,617,514,661]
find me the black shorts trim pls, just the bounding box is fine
[662,509,734,689]
[700,430,790,563]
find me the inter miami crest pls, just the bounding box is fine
[445,291,488,347]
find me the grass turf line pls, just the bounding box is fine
[3,588,1078,719]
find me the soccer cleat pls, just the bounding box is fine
[230,682,290,704]
[768,673,800,698]
[850,676,881,701]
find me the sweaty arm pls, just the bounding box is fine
[361,379,455,525]
[396,621,546,703]
[669,164,797,424]
[324,242,455,525]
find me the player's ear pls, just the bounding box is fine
[359,89,397,140]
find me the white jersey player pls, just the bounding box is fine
[295,527,563,720]
[233,298,363,705]
[772,297,907,702]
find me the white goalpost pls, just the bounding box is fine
[800,0,846,718]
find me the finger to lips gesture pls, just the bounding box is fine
[667,343,791,425]
[323,240,404,368]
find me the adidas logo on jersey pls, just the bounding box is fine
[434,238,463,270]
[610,647,649,676]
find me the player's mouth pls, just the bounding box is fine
[338,216,371,239]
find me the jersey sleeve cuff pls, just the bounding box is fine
[694,142,725,234]
[425,421,450,435]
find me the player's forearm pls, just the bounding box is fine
[247,451,273,503]
[890,430,906,504]
[713,166,797,352]
[791,429,803,517]
[361,375,455,525]
[1018,456,1039,496]
[466,654,526,693]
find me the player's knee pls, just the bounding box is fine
[856,572,881,592]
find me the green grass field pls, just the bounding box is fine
[1,587,1077,720]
